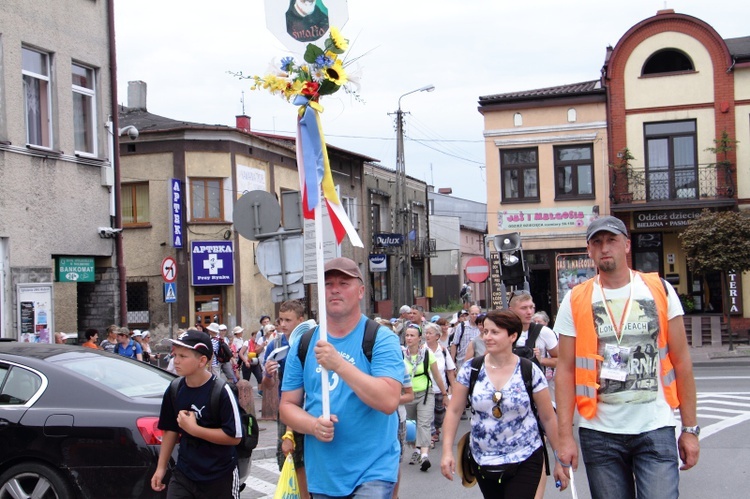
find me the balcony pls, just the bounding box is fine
[611,164,736,205]
[411,237,437,258]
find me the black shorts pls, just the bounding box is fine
[167,467,239,499]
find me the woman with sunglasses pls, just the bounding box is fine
[440,309,567,497]
[403,323,448,472]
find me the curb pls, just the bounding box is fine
[253,446,277,460]
[693,360,750,368]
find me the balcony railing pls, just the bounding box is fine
[611,164,735,204]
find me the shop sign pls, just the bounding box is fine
[633,209,701,229]
[498,206,598,230]
[369,254,387,272]
[728,271,744,316]
[556,253,597,307]
[374,233,404,247]
[191,241,234,286]
[57,257,95,282]
[170,179,184,248]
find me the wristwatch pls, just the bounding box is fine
[681,425,700,437]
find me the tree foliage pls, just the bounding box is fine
[680,209,750,275]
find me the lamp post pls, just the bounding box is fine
[394,84,434,313]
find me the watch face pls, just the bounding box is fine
[683,426,700,436]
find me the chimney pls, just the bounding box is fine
[438,188,453,195]
[127,81,147,111]
[236,115,251,133]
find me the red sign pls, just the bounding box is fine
[465,256,490,283]
[161,257,177,283]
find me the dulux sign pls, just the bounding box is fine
[374,233,404,247]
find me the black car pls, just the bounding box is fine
[0,343,250,498]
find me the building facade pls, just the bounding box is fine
[605,9,750,338]
[480,81,608,317]
[0,0,120,339]
[365,163,431,317]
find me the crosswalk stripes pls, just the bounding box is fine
[241,458,279,499]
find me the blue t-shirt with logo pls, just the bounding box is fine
[115,339,142,359]
[282,315,404,496]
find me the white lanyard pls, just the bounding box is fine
[596,271,634,344]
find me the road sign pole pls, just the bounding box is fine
[278,234,290,302]
[168,303,173,339]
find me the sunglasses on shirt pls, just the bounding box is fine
[491,391,503,418]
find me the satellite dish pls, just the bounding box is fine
[233,190,281,241]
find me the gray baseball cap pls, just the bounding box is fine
[587,216,629,241]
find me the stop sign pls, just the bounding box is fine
[465,256,490,283]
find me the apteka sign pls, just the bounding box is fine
[191,241,234,286]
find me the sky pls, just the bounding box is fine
[114,0,750,203]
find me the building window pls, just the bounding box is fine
[121,182,150,225]
[342,196,358,228]
[410,212,420,240]
[567,108,577,123]
[22,47,52,148]
[644,120,697,200]
[373,272,389,301]
[642,49,694,75]
[126,281,150,326]
[371,203,381,232]
[500,148,539,202]
[72,63,97,155]
[554,145,594,199]
[513,113,523,127]
[190,178,224,221]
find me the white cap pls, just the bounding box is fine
[206,322,220,334]
[219,324,228,331]
[141,330,150,338]
[131,329,142,337]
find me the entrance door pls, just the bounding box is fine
[632,233,663,275]
[194,287,223,327]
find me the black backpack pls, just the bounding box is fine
[467,355,550,476]
[512,322,543,370]
[217,340,233,364]
[168,376,259,456]
[297,318,381,366]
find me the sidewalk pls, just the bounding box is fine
[252,391,281,460]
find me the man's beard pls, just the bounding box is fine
[598,259,616,273]
[295,0,316,16]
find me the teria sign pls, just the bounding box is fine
[191,241,235,286]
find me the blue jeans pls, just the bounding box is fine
[311,480,395,499]
[579,426,679,499]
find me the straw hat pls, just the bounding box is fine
[456,432,477,488]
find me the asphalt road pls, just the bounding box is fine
[241,364,750,498]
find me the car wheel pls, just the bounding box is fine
[0,463,74,499]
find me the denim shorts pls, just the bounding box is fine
[579,426,679,499]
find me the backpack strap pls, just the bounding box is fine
[298,318,381,367]
[526,322,543,350]
[466,355,484,413]
[520,357,550,476]
[209,376,227,422]
[422,347,432,404]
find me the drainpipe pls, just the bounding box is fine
[107,0,128,325]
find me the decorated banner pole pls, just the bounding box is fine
[248,22,362,421]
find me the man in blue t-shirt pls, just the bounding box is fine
[280,257,404,498]
[114,328,143,361]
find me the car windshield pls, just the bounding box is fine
[55,354,173,398]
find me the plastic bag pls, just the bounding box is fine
[274,454,300,499]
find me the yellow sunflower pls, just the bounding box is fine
[329,27,349,51]
[324,59,348,86]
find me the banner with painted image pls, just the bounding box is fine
[556,253,596,307]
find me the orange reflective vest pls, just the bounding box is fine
[570,271,679,419]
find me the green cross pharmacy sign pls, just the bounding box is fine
[57,257,95,283]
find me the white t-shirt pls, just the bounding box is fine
[428,343,456,393]
[515,325,558,358]
[556,273,683,434]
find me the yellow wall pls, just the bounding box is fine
[625,32,715,109]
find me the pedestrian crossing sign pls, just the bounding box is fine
[164,282,177,303]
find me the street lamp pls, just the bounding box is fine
[394,84,435,313]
